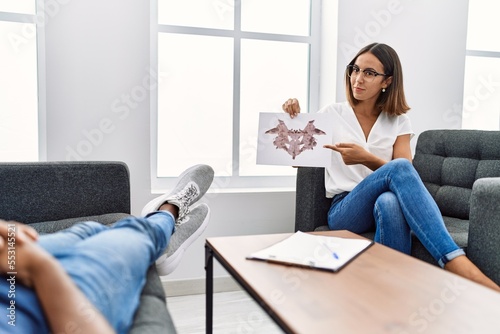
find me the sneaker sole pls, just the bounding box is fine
[155,204,211,276]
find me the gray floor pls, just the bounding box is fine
[168,290,284,334]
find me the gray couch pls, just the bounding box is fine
[0,161,177,333]
[295,129,500,284]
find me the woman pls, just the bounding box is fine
[283,42,499,291]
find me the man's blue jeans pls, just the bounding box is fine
[328,159,464,267]
[0,211,175,334]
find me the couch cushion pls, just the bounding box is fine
[434,186,471,220]
[443,216,469,248]
[414,130,500,220]
[29,213,133,234]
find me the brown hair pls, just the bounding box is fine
[345,43,410,116]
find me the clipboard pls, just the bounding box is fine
[246,231,373,272]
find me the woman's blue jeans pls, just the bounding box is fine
[328,158,464,267]
[2,211,175,334]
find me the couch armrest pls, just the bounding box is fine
[295,167,330,232]
[0,161,130,224]
[467,177,500,285]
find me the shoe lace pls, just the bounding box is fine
[172,183,199,224]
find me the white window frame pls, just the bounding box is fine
[150,0,322,193]
[463,49,500,130]
[462,1,500,130]
[0,1,46,161]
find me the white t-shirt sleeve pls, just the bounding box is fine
[397,113,414,138]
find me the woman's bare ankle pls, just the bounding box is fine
[444,256,500,292]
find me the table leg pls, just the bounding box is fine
[205,244,213,334]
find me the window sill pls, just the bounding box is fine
[151,186,296,195]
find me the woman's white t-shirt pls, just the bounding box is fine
[318,102,414,198]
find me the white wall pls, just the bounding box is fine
[45,0,151,208]
[43,0,469,282]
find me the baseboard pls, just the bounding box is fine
[162,276,242,297]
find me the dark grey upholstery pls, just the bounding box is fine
[0,161,176,333]
[28,213,132,234]
[295,130,500,284]
[0,161,130,224]
[468,178,500,285]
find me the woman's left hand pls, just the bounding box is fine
[324,142,369,165]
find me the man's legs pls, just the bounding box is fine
[23,214,171,333]
[37,221,109,256]
[54,164,214,333]
[55,211,176,333]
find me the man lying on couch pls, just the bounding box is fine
[0,164,214,334]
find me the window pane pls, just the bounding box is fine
[462,56,500,130]
[466,0,500,52]
[241,0,310,36]
[158,0,233,30]
[0,0,35,15]
[0,21,38,161]
[157,33,233,177]
[239,39,309,176]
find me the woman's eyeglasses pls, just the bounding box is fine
[346,65,389,82]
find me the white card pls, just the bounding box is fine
[256,112,334,167]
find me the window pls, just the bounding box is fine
[462,0,500,130]
[0,1,40,161]
[152,0,321,191]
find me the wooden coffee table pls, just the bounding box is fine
[205,230,500,333]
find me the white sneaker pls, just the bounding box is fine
[141,164,214,224]
[156,203,210,276]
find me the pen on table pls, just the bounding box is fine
[322,242,340,260]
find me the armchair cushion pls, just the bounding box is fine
[413,130,500,220]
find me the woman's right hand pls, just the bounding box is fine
[282,98,301,118]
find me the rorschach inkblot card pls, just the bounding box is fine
[256,112,334,167]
